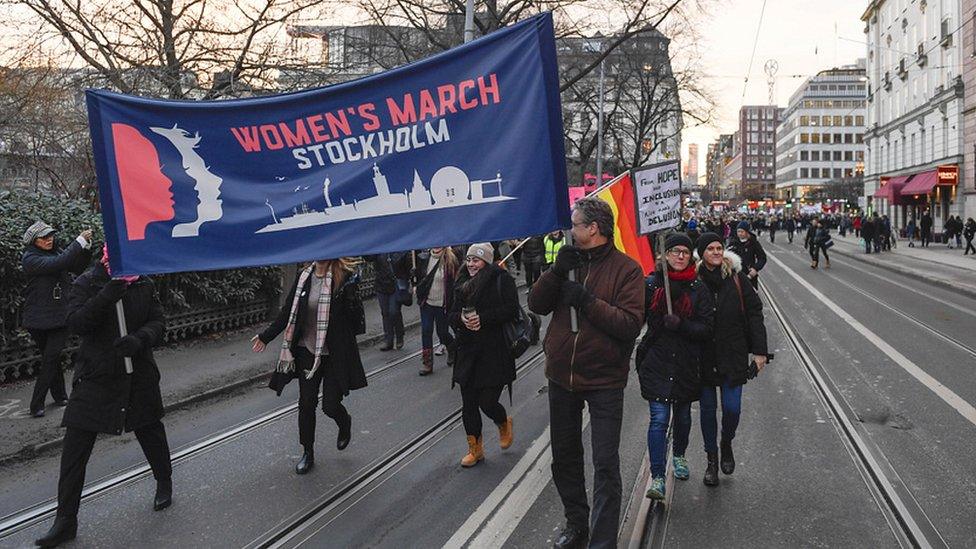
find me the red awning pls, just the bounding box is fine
[873,175,908,199]
[899,170,938,196]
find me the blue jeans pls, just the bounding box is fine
[699,383,743,453]
[647,401,691,479]
[420,303,453,349]
[376,291,404,345]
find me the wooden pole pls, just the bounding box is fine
[657,233,673,315]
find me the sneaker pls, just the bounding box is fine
[645,477,666,500]
[672,456,689,480]
[433,344,446,356]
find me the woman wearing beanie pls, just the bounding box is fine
[726,220,767,289]
[414,246,459,375]
[252,258,366,475]
[449,242,518,467]
[695,233,768,486]
[636,233,713,500]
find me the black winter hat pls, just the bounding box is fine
[696,232,723,259]
[736,220,751,233]
[664,232,693,252]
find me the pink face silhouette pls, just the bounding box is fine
[111,123,175,240]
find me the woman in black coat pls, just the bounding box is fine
[36,247,170,548]
[520,235,546,288]
[695,233,768,487]
[252,259,366,475]
[636,233,713,500]
[726,221,767,289]
[20,221,92,417]
[449,243,518,468]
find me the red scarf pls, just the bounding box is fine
[650,265,697,318]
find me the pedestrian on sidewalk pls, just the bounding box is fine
[528,197,644,549]
[20,221,92,418]
[881,215,893,252]
[543,230,565,271]
[414,246,459,375]
[921,210,933,247]
[365,253,410,351]
[695,233,768,487]
[36,246,171,548]
[768,216,778,244]
[636,233,713,501]
[853,215,862,238]
[862,215,876,254]
[449,243,518,469]
[906,216,917,248]
[963,218,976,255]
[726,221,767,290]
[253,259,366,475]
[520,235,546,289]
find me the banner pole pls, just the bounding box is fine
[115,301,133,374]
[657,233,673,315]
[566,231,579,333]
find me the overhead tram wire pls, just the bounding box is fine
[741,0,769,104]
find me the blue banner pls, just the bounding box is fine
[86,13,568,276]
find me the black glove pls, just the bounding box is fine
[113,335,143,357]
[99,279,128,302]
[551,245,582,278]
[559,280,594,311]
[662,314,682,331]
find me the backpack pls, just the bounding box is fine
[496,276,536,358]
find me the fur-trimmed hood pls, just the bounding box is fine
[695,250,742,278]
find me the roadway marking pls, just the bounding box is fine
[445,414,590,548]
[767,253,976,428]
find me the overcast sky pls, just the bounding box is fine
[682,0,870,180]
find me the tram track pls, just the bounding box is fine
[0,348,423,540]
[243,348,547,549]
[760,281,949,549]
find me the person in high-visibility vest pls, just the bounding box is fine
[543,230,565,270]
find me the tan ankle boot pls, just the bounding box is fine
[498,417,513,450]
[461,435,484,467]
[419,348,433,376]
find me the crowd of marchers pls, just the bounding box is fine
[21,198,777,549]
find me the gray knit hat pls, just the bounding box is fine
[23,221,56,246]
[465,242,494,263]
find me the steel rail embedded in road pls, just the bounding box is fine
[761,281,949,549]
[0,348,423,540]
[245,349,547,549]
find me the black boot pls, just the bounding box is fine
[378,340,393,351]
[337,413,352,451]
[34,515,77,547]
[153,479,172,511]
[295,447,314,474]
[553,525,589,549]
[394,336,404,350]
[446,342,456,368]
[703,452,719,486]
[720,439,735,475]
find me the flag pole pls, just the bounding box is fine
[657,232,673,315]
[115,301,133,374]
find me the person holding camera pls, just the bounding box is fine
[449,243,518,468]
[695,233,768,487]
[252,259,366,475]
[20,221,93,418]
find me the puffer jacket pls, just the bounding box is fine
[21,240,90,330]
[449,264,518,390]
[697,251,768,387]
[726,233,767,274]
[635,270,713,403]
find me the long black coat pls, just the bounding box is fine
[726,234,767,274]
[63,264,165,435]
[635,274,713,403]
[21,241,90,330]
[521,236,546,266]
[698,256,768,387]
[449,264,518,390]
[260,269,367,396]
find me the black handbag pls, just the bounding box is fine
[394,279,413,306]
[268,370,294,396]
[496,277,534,358]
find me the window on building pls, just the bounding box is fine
[844,116,853,126]
[822,115,831,126]
[810,151,818,161]
[856,133,864,144]
[800,151,809,161]
[811,168,820,178]
[801,168,809,178]
[855,115,864,126]
[812,133,821,144]
[856,150,864,162]
[834,133,843,142]
[833,151,842,161]
[833,116,842,126]
[833,168,842,179]
[800,115,809,126]
[800,133,809,143]
[844,151,853,161]
[845,134,854,144]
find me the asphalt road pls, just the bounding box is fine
[2,255,975,548]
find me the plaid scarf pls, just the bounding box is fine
[277,265,332,380]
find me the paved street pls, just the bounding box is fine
[2,250,973,548]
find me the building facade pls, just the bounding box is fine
[737,105,783,200]
[774,63,868,205]
[684,143,699,185]
[963,0,976,221]
[862,0,966,233]
[705,133,735,202]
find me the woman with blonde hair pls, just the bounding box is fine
[251,258,366,474]
[414,246,459,375]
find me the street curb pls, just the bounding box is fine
[830,246,976,301]
[0,318,423,467]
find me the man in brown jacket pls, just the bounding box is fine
[528,197,645,549]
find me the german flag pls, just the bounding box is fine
[594,173,655,275]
